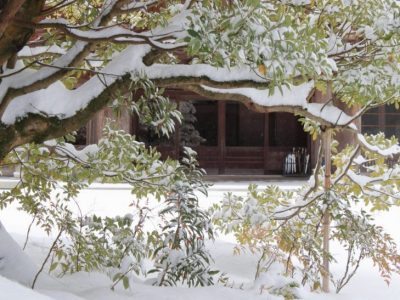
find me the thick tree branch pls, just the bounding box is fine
[187,84,358,129]
[0,0,127,118]
[0,0,45,66]
[0,0,27,38]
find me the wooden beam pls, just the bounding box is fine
[174,101,181,159]
[379,106,385,132]
[263,113,270,174]
[218,101,226,174]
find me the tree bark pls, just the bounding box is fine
[0,0,45,66]
[322,129,331,293]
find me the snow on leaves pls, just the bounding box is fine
[0,0,397,134]
[0,123,215,289]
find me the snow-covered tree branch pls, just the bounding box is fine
[0,0,398,160]
[1,0,400,296]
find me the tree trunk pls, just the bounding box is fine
[322,129,331,292]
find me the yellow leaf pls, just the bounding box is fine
[312,131,318,141]
[258,64,267,76]
[388,53,395,63]
[315,81,327,94]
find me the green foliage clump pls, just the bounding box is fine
[0,123,215,289]
[211,138,400,294]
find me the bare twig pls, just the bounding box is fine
[23,214,37,250]
[31,227,64,289]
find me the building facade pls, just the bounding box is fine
[78,88,400,176]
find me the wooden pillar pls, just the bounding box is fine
[322,129,332,293]
[86,107,132,144]
[131,112,138,136]
[310,90,326,168]
[310,88,361,166]
[174,102,181,160]
[263,113,270,174]
[86,110,105,144]
[218,101,226,174]
[333,98,361,151]
[312,86,333,293]
[116,108,133,134]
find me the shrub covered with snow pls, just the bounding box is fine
[0,124,215,290]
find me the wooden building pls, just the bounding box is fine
[83,90,316,175]
[81,89,400,176]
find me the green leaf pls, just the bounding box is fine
[122,276,130,289]
[187,29,201,39]
[49,262,58,272]
[190,38,202,53]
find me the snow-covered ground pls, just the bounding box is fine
[0,179,399,300]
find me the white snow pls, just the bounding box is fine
[202,81,314,107]
[55,1,189,43]
[0,221,38,286]
[0,276,54,300]
[0,41,89,121]
[0,179,399,299]
[121,0,158,11]
[202,82,356,126]
[357,134,400,157]
[1,44,265,125]
[18,45,66,58]
[346,169,380,186]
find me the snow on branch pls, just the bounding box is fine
[1,0,398,151]
[0,40,90,116]
[120,0,159,12]
[201,82,314,107]
[44,140,99,166]
[346,170,383,189]
[357,134,400,157]
[38,6,189,46]
[18,45,67,58]
[120,0,194,14]
[0,1,193,120]
[1,44,266,125]
[0,0,126,117]
[1,40,359,130]
[201,83,358,128]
